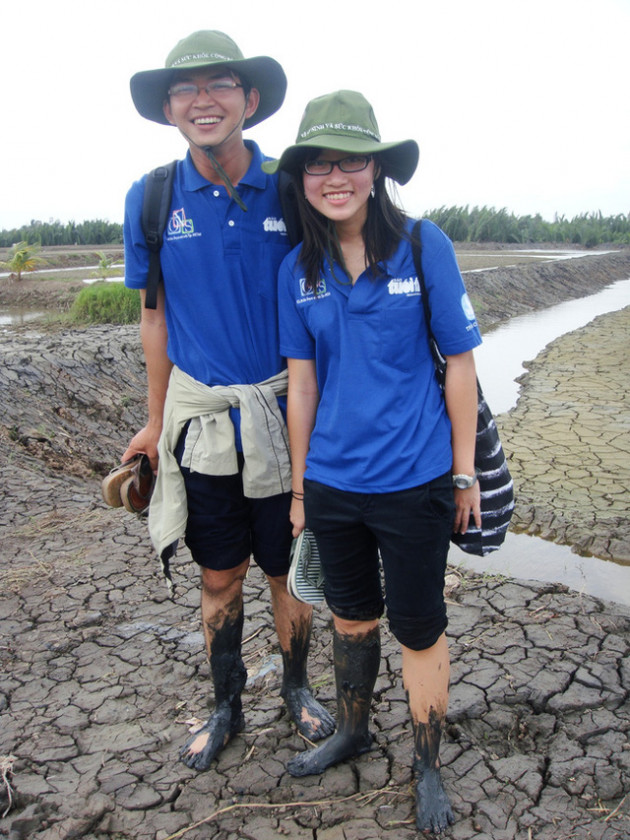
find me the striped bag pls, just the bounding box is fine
[411,221,515,555]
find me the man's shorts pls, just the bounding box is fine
[304,472,455,650]
[174,428,293,577]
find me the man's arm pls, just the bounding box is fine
[443,349,481,534]
[122,286,172,470]
[286,357,319,537]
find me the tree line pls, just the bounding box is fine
[0,219,122,248]
[422,207,630,246]
[1,208,629,248]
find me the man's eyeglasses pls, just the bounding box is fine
[304,155,372,176]
[168,80,244,100]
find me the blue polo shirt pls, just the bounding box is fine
[124,141,290,387]
[278,219,482,493]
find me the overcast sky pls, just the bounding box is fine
[1,0,628,231]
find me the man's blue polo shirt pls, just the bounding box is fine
[124,141,290,387]
[278,219,482,493]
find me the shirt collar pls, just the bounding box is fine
[182,140,268,193]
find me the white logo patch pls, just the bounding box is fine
[461,293,475,321]
[388,276,421,296]
[263,216,287,234]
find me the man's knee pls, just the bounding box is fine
[201,558,249,598]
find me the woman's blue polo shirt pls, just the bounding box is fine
[278,219,482,493]
[124,141,290,388]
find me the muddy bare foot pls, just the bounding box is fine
[282,685,335,741]
[179,705,244,772]
[286,730,372,777]
[414,766,454,834]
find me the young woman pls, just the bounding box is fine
[264,90,482,834]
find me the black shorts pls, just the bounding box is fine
[174,429,293,577]
[304,472,455,650]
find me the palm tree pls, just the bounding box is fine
[0,240,46,281]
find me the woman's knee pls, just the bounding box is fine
[388,608,448,651]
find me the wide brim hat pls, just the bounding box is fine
[262,90,419,185]
[130,30,287,129]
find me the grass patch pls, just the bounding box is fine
[69,281,141,325]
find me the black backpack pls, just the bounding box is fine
[140,162,301,309]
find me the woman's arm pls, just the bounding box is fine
[286,357,319,537]
[444,349,481,534]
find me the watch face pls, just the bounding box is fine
[454,475,474,489]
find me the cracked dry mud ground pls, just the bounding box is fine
[1,269,629,836]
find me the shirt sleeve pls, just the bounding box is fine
[278,250,316,360]
[123,175,150,290]
[420,220,482,356]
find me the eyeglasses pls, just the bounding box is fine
[168,80,244,99]
[303,155,372,176]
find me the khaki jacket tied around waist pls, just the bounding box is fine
[148,365,291,559]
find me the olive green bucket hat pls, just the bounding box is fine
[130,30,287,129]
[262,90,419,184]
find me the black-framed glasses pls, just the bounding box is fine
[168,80,244,99]
[304,155,372,176]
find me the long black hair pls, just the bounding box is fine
[289,154,409,291]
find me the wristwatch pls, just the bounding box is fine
[452,473,477,490]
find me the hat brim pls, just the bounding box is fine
[262,134,419,185]
[130,56,287,129]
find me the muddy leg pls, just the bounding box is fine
[268,574,335,741]
[413,709,454,834]
[180,565,248,772]
[287,622,380,777]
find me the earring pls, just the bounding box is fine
[370,185,375,198]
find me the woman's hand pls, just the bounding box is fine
[290,497,306,538]
[453,483,481,534]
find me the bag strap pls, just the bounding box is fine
[410,220,447,385]
[141,160,177,310]
[278,170,303,249]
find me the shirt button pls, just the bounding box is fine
[213,190,220,197]
[228,220,235,227]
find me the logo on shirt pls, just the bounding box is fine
[166,208,196,237]
[296,276,329,303]
[388,275,421,296]
[263,216,287,235]
[461,293,477,324]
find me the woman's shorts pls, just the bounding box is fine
[174,429,293,577]
[304,472,455,650]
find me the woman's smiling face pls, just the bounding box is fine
[302,150,376,228]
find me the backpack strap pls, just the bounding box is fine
[141,161,177,309]
[278,170,303,249]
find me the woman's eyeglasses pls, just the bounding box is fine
[304,155,372,176]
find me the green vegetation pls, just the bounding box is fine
[422,207,630,245]
[0,219,123,248]
[0,240,47,280]
[69,282,141,325]
[1,209,628,249]
[91,251,123,280]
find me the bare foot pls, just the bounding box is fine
[287,730,372,777]
[179,705,244,771]
[282,685,335,741]
[415,766,454,834]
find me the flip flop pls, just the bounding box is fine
[101,455,143,508]
[121,454,155,515]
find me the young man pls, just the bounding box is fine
[122,30,334,771]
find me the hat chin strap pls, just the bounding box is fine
[181,100,249,212]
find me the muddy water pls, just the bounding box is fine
[475,277,630,415]
[455,277,630,607]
